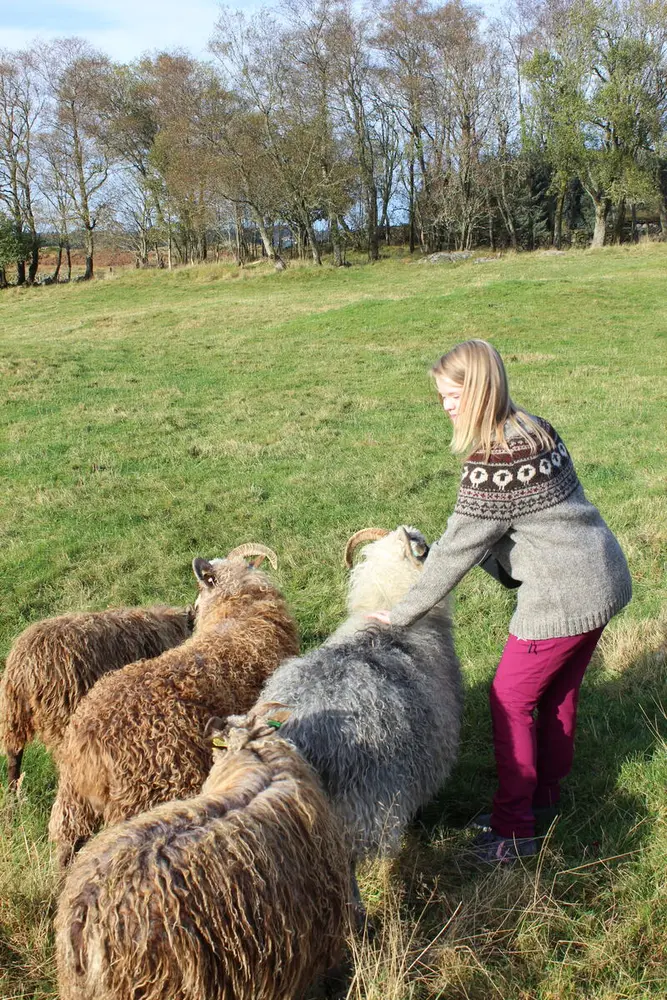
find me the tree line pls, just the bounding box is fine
[1,0,666,284]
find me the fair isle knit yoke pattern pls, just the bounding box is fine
[455,419,579,521]
[388,414,632,639]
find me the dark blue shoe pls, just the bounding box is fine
[469,830,539,864]
[467,804,559,832]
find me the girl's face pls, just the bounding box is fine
[435,375,463,423]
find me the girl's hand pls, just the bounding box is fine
[365,611,391,626]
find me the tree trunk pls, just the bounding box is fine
[367,181,379,261]
[234,206,243,265]
[251,209,285,269]
[506,215,518,251]
[331,215,343,266]
[591,196,611,248]
[0,266,7,289]
[408,155,416,254]
[658,162,667,238]
[613,198,626,245]
[27,238,39,285]
[554,185,566,249]
[304,214,321,266]
[139,233,149,267]
[66,244,72,281]
[16,259,26,285]
[52,244,63,282]
[84,226,94,280]
[498,165,518,250]
[72,116,98,280]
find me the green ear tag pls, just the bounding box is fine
[212,737,228,749]
[266,719,282,730]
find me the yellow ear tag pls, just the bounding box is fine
[212,737,228,749]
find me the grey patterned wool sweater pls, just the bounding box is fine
[389,417,632,639]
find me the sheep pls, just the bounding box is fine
[0,605,194,790]
[49,545,299,866]
[260,526,463,862]
[55,704,351,1000]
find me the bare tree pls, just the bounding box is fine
[0,48,42,284]
[39,39,111,279]
[212,8,336,264]
[37,126,77,281]
[327,4,382,260]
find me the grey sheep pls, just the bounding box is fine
[55,705,351,1000]
[0,606,194,789]
[49,545,299,866]
[260,526,463,861]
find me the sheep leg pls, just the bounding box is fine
[349,866,372,937]
[316,956,353,999]
[49,780,100,869]
[6,749,23,791]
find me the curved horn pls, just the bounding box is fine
[226,543,278,570]
[344,528,390,568]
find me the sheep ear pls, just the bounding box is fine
[400,527,428,564]
[399,527,416,561]
[204,715,226,738]
[193,558,216,588]
[204,715,230,749]
[409,536,429,562]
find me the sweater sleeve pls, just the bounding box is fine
[389,512,510,628]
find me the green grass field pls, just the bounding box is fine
[1,245,666,999]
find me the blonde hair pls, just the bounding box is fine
[432,339,554,459]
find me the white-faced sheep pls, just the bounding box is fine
[260,526,463,862]
[49,546,299,866]
[55,705,351,1000]
[0,606,194,789]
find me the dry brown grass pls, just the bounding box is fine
[0,796,59,1000]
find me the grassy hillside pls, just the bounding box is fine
[1,246,666,998]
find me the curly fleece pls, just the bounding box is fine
[56,712,349,1000]
[49,562,299,865]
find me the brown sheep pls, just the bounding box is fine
[55,705,351,1000]
[0,606,194,789]
[49,548,299,866]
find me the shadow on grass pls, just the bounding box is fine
[416,637,667,857]
[345,637,667,999]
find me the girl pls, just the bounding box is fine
[367,339,632,863]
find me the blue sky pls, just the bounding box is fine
[2,5,117,31]
[2,0,504,63]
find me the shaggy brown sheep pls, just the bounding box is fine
[49,548,299,866]
[55,705,350,1000]
[0,606,193,789]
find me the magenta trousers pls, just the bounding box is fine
[489,627,604,838]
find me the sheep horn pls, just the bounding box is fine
[344,528,390,568]
[226,543,278,570]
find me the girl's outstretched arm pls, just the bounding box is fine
[388,513,510,628]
